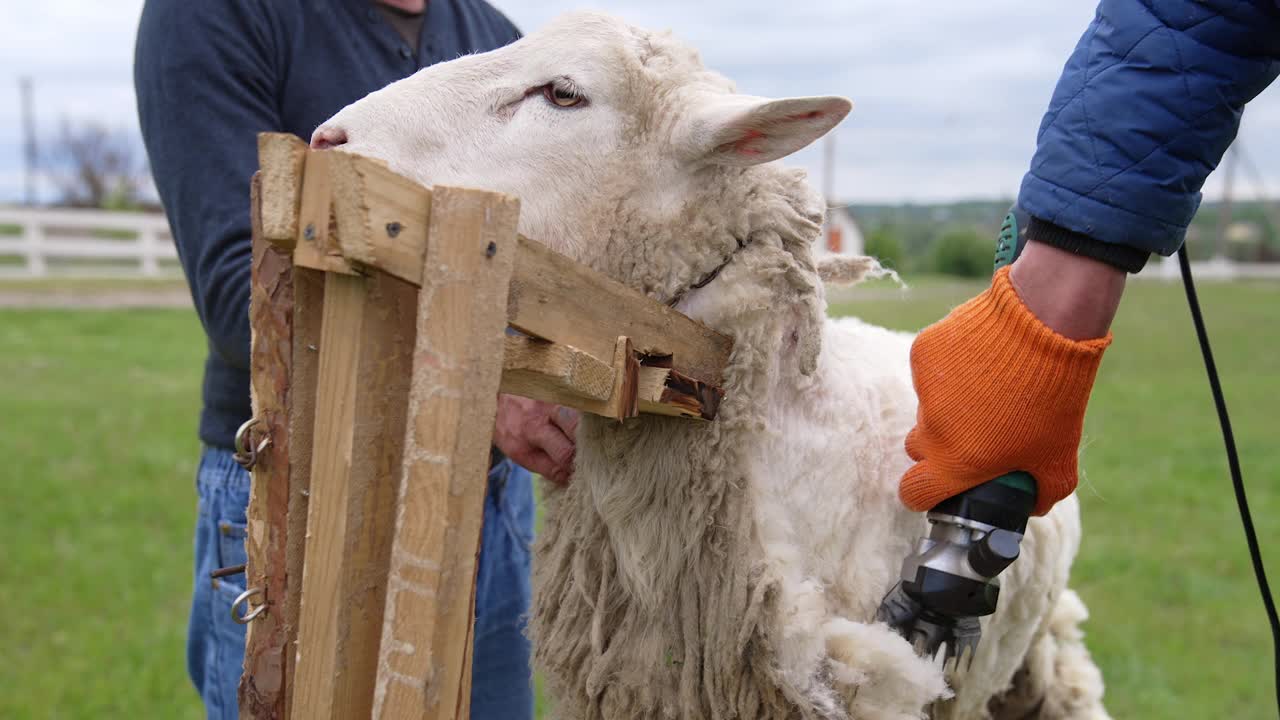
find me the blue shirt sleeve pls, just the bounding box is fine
[1018,0,1280,256]
[135,0,282,372]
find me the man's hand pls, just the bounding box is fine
[494,394,579,485]
[900,240,1123,516]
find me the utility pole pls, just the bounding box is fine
[20,76,38,206]
[822,132,836,208]
[821,133,837,252]
[1236,140,1280,260]
[1214,142,1237,260]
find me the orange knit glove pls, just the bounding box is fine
[900,266,1112,516]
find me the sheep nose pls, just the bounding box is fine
[310,126,348,150]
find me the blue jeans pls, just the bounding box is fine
[188,446,535,719]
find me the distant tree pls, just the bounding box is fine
[932,228,994,277]
[864,225,905,270]
[45,119,151,210]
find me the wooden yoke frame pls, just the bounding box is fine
[237,133,732,720]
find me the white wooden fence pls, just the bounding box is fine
[0,207,178,278]
[2,206,1279,283]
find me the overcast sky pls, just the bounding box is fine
[4,1,1279,205]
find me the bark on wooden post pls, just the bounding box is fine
[242,133,310,720]
[240,173,295,719]
[372,187,520,720]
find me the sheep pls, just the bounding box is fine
[314,11,1109,719]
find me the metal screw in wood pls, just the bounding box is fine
[211,564,247,580]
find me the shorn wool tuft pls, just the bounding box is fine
[315,11,1109,718]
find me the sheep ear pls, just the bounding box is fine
[681,95,852,167]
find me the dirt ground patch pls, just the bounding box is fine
[0,278,192,308]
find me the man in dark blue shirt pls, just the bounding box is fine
[135,2,570,718]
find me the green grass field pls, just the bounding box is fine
[2,309,205,719]
[2,277,1277,718]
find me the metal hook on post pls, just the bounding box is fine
[231,586,267,625]
[233,417,272,470]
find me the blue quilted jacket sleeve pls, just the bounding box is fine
[1018,0,1280,256]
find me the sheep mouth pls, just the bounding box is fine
[666,236,751,308]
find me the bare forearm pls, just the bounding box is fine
[1009,240,1126,341]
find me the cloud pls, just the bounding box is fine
[2,1,1277,204]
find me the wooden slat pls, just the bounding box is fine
[606,336,640,420]
[290,269,417,720]
[257,133,308,248]
[290,274,359,720]
[372,187,520,720]
[329,151,433,278]
[294,150,356,275]
[637,366,724,420]
[282,266,323,720]
[498,335,721,421]
[509,242,731,386]
[241,174,293,719]
[500,335,612,404]
[326,152,732,385]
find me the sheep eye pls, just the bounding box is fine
[543,82,585,108]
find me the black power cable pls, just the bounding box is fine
[1176,246,1280,715]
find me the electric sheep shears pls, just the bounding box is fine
[875,211,1036,671]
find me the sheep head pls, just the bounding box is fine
[314,11,850,314]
